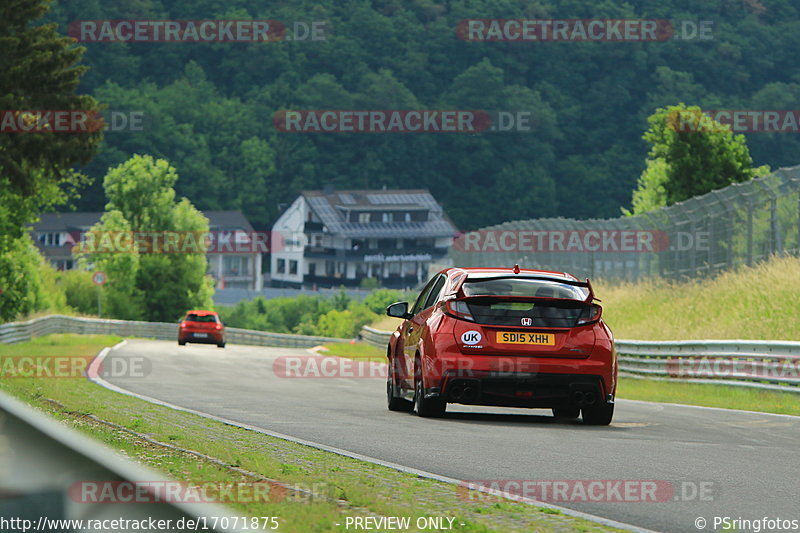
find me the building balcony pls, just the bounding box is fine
[302,274,420,289]
[303,246,449,261]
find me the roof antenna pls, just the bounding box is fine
[513,264,520,274]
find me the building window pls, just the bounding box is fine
[224,256,250,276]
[289,260,298,275]
[325,260,335,276]
[276,259,286,273]
[382,212,390,223]
[405,212,411,222]
[38,232,62,247]
[358,212,371,223]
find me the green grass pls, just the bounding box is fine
[321,341,385,361]
[0,334,620,533]
[617,377,800,415]
[597,255,800,341]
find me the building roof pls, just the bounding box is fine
[30,210,253,232]
[32,212,103,231]
[204,211,255,232]
[301,189,457,238]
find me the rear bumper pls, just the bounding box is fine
[434,371,611,409]
[179,330,224,344]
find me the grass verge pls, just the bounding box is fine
[597,255,800,341]
[0,334,620,533]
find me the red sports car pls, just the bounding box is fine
[385,266,616,425]
[178,310,226,348]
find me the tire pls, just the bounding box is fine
[217,342,226,348]
[387,375,414,412]
[387,352,413,412]
[178,340,186,346]
[552,406,580,419]
[582,402,614,425]
[413,362,446,418]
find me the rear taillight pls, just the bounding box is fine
[442,300,474,322]
[180,321,187,328]
[215,323,222,330]
[577,304,602,325]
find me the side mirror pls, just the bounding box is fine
[386,301,412,319]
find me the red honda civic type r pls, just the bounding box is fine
[385,267,617,425]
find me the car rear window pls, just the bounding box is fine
[462,278,588,300]
[186,314,218,323]
[464,297,586,328]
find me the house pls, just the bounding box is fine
[29,210,262,290]
[270,188,457,289]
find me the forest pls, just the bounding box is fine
[42,0,800,230]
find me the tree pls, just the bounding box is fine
[0,0,101,320]
[626,104,770,214]
[80,155,214,321]
[0,0,102,247]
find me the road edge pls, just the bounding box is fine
[87,341,656,533]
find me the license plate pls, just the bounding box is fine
[496,332,555,345]
[193,333,208,338]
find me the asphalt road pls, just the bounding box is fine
[102,340,800,533]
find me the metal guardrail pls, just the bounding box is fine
[359,326,800,393]
[0,315,346,348]
[0,390,246,532]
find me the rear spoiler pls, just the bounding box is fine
[448,274,601,303]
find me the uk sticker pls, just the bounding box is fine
[461,330,482,345]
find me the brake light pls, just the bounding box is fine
[180,321,187,328]
[577,304,602,325]
[215,323,222,330]
[442,300,474,322]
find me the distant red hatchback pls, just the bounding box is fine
[178,310,226,348]
[385,267,616,425]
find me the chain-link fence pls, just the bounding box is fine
[449,165,800,280]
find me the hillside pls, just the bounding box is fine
[43,0,800,229]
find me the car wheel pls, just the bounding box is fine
[552,406,580,419]
[387,356,413,412]
[217,342,226,348]
[582,402,614,425]
[413,363,446,418]
[178,340,186,346]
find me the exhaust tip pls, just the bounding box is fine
[449,385,464,401]
[584,391,596,405]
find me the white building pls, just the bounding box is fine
[270,188,457,288]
